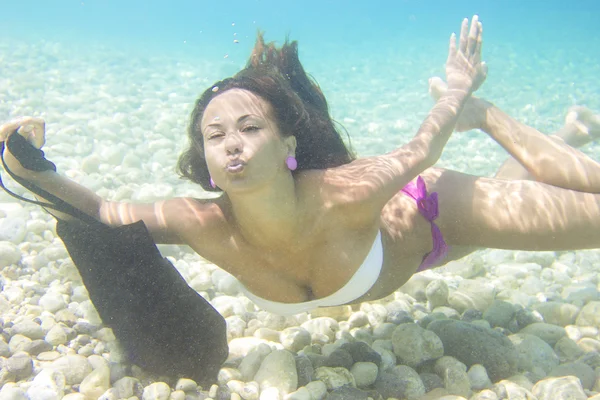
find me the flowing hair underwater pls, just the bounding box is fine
[177,32,355,192]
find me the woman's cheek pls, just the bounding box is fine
[204,151,221,176]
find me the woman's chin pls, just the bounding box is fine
[220,176,259,193]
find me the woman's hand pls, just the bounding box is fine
[445,15,487,93]
[0,116,47,176]
[0,116,46,149]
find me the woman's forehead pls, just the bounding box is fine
[202,89,272,126]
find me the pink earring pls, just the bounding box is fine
[286,156,297,171]
[209,177,216,188]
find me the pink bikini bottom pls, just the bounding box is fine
[401,175,449,271]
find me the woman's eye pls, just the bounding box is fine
[207,132,225,140]
[242,125,259,132]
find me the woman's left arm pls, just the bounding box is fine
[324,16,487,219]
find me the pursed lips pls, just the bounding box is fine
[225,159,246,172]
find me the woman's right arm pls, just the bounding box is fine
[318,16,487,221]
[1,117,192,244]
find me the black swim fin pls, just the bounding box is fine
[55,217,228,385]
[0,135,228,386]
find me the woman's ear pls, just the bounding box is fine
[284,135,297,156]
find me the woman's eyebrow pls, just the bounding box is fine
[237,114,261,123]
[204,114,260,130]
[204,121,222,129]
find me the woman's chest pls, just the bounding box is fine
[193,218,380,303]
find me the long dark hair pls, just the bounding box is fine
[177,33,355,192]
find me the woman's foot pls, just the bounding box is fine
[557,106,600,147]
[428,76,492,132]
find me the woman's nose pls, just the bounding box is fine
[224,132,243,155]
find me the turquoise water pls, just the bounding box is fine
[2,2,600,396]
[2,1,600,175]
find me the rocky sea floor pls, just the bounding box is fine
[2,35,600,400]
[1,200,600,400]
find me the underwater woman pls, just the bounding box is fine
[2,16,600,316]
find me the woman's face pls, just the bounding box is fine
[200,88,296,192]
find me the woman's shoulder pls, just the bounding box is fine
[295,166,381,228]
[146,196,241,252]
[166,196,229,224]
[157,195,231,239]
[297,159,381,201]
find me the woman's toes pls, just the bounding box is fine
[566,106,600,139]
[428,76,490,132]
[428,77,448,101]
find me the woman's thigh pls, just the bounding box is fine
[369,192,434,298]
[372,166,600,299]
[420,167,600,251]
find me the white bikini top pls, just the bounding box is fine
[238,231,383,316]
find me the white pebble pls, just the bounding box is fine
[79,365,110,399]
[45,324,68,346]
[0,241,22,267]
[468,364,492,390]
[351,362,379,388]
[260,387,280,400]
[26,219,48,235]
[142,382,171,400]
[0,217,27,244]
[39,292,67,313]
[305,380,327,400]
[4,286,25,304]
[284,387,311,400]
[77,300,103,325]
[27,368,66,400]
[175,378,197,392]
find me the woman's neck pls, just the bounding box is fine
[226,175,300,249]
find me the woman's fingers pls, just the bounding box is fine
[20,117,46,149]
[466,16,480,57]
[447,32,457,65]
[448,16,482,65]
[0,117,45,148]
[458,18,469,55]
[0,118,22,141]
[445,15,486,92]
[474,22,483,63]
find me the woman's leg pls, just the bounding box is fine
[422,167,600,251]
[494,106,600,180]
[429,77,600,193]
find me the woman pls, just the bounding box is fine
[2,17,600,316]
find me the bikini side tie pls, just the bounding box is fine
[401,176,449,271]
